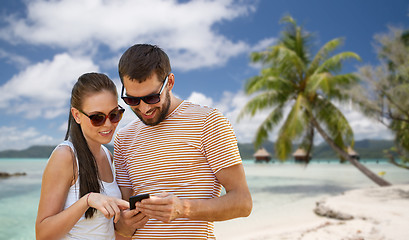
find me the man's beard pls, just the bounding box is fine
[132,91,171,126]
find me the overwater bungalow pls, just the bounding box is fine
[347,146,360,160]
[253,148,272,163]
[292,148,311,163]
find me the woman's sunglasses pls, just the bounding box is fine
[79,105,125,127]
[121,75,168,106]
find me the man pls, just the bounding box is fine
[114,44,252,239]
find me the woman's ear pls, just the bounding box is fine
[71,107,81,124]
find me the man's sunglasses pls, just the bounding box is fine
[79,105,125,127]
[121,75,169,106]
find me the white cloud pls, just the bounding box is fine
[336,102,393,141]
[0,0,256,71]
[250,37,277,52]
[0,53,99,119]
[187,91,214,107]
[0,49,31,69]
[0,126,57,151]
[186,91,393,144]
[186,90,276,143]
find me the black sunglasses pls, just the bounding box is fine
[79,105,125,127]
[121,75,169,106]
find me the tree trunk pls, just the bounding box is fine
[310,117,391,186]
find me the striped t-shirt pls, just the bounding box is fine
[114,101,242,239]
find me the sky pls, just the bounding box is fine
[0,0,408,151]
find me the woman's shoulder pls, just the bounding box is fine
[47,144,75,169]
[102,145,114,163]
[42,143,76,185]
[53,143,74,156]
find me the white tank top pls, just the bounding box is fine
[60,141,122,240]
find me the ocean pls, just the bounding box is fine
[0,159,47,240]
[1,158,408,240]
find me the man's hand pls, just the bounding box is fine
[137,192,186,223]
[115,209,149,237]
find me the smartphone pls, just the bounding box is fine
[129,193,150,210]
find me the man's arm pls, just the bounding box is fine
[137,164,252,222]
[120,187,133,201]
[185,163,252,221]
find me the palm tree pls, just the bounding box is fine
[239,15,390,186]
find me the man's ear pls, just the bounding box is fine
[167,73,175,91]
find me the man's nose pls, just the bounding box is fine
[137,101,152,114]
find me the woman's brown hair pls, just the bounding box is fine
[64,72,117,218]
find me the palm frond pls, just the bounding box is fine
[315,52,361,74]
[300,120,314,150]
[253,105,285,148]
[280,95,306,149]
[274,95,307,160]
[279,15,296,25]
[279,15,311,64]
[238,91,288,120]
[282,95,306,138]
[275,133,293,160]
[314,97,354,146]
[244,75,268,94]
[244,72,293,95]
[306,73,359,99]
[307,38,343,75]
[250,50,270,64]
[325,74,360,101]
[270,45,306,79]
[305,72,332,95]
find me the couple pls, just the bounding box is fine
[35,44,252,240]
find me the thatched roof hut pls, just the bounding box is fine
[347,146,360,160]
[292,148,311,162]
[253,148,271,163]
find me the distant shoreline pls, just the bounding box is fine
[0,139,396,159]
[0,171,27,178]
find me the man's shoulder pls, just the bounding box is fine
[181,101,218,116]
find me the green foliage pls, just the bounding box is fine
[353,26,409,167]
[239,15,361,161]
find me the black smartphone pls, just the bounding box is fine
[129,193,150,210]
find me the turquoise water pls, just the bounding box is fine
[0,159,47,240]
[0,158,408,240]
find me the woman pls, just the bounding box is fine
[36,73,129,239]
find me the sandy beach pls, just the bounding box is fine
[215,163,409,240]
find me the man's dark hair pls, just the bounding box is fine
[118,44,171,83]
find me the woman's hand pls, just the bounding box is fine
[86,193,130,223]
